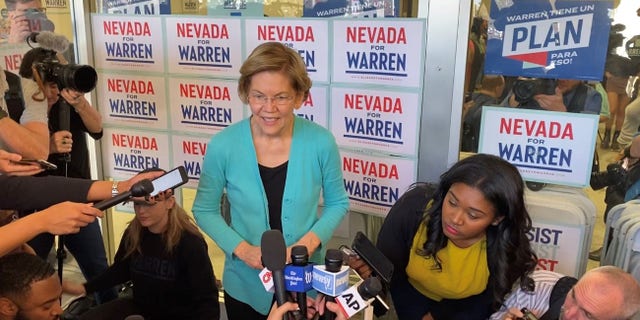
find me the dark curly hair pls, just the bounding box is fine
[0,252,55,300]
[418,153,537,308]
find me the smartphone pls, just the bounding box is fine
[351,231,394,285]
[11,159,57,170]
[149,166,188,196]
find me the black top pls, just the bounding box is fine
[0,175,92,211]
[84,228,220,320]
[259,161,288,231]
[46,100,102,179]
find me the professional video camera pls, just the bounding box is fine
[512,77,557,108]
[26,32,97,93]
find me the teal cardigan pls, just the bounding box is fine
[193,116,350,315]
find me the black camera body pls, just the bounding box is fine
[590,161,628,191]
[33,50,97,93]
[513,78,558,106]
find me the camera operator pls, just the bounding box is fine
[505,78,602,115]
[17,47,111,304]
[0,64,49,160]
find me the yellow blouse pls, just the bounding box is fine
[406,222,489,301]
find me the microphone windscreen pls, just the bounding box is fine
[261,230,286,271]
[34,31,69,53]
[358,277,383,300]
[130,179,154,197]
[325,248,343,272]
[291,245,308,265]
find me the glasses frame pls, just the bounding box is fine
[248,93,295,106]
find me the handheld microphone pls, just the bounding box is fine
[27,31,70,52]
[334,277,382,319]
[314,249,349,320]
[285,245,313,316]
[93,179,153,211]
[261,230,288,308]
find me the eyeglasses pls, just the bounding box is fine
[248,93,294,106]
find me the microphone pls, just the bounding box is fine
[93,179,154,211]
[27,31,70,52]
[285,246,313,316]
[313,249,349,320]
[261,230,288,308]
[334,277,382,319]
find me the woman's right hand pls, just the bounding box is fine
[234,241,263,269]
[49,130,73,154]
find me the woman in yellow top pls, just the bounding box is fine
[377,154,537,319]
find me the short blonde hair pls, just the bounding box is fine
[237,42,312,103]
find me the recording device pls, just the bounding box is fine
[285,246,313,316]
[315,249,349,320]
[149,166,189,196]
[10,158,57,170]
[334,277,382,319]
[93,179,154,211]
[27,32,97,93]
[23,9,54,33]
[27,31,69,55]
[351,232,393,285]
[261,230,288,308]
[512,78,557,107]
[516,308,539,320]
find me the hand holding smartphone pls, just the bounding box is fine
[11,159,58,170]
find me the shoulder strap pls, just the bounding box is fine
[539,276,578,320]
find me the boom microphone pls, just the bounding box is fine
[27,31,70,53]
[334,277,382,319]
[93,179,153,211]
[261,230,288,308]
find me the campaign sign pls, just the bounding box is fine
[244,19,330,83]
[102,128,170,177]
[92,15,165,73]
[485,0,612,81]
[332,19,425,88]
[296,86,328,128]
[0,43,31,74]
[478,107,598,187]
[165,17,243,77]
[341,150,416,217]
[168,77,243,135]
[103,0,169,14]
[171,135,209,188]
[302,0,397,18]
[97,73,167,129]
[330,87,420,156]
[529,221,583,277]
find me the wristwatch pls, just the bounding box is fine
[0,108,7,120]
[111,181,119,197]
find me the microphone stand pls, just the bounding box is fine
[56,99,72,283]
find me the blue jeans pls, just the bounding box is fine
[28,219,117,304]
